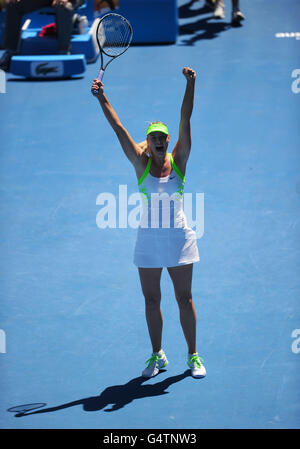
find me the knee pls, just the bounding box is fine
[176,291,193,309]
[6,1,21,13]
[55,2,73,13]
[144,294,161,310]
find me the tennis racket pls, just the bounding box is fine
[92,13,133,93]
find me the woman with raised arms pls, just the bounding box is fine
[91,67,206,379]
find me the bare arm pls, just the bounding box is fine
[173,67,196,167]
[91,79,144,167]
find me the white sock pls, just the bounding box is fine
[154,349,163,357]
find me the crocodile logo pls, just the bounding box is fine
[35,63,59,76]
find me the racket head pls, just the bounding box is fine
[96,13,133,59]
[7,403,46,414]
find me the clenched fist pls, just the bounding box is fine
[182,67,196,82]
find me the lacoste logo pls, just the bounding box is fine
[35,63,58,76]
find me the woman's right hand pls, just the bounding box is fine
[91,79,104,97]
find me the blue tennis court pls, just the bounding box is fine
[0,0,300,430]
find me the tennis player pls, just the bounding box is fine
[91,67,206,379]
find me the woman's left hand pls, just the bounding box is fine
[182,67,196,82]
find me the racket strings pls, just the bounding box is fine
[98,16,132,57]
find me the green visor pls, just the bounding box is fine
[146,123,169,136]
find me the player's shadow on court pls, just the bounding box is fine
[178,0,231,45]
[10,370,192,417]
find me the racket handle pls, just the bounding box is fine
[92,69,105,94]
[97,69,105,81]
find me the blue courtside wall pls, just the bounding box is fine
[118,0,178,43]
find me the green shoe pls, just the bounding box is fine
[188,353,206,378]
[142,350,168,378]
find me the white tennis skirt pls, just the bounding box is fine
[133,226,200,268]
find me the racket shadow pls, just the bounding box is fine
[8,370,191,417]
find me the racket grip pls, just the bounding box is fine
[97,69,105,81]
[92,69,104,94]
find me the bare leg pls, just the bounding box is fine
[138,267,163,353]
[167,264,197,354]
[55,2,74,53]
[232,0,239,11]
